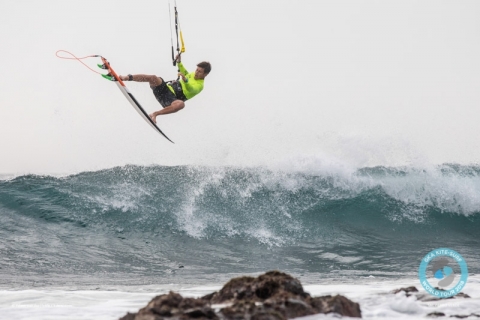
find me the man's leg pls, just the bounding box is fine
[118,74,185,123]
[149,100,185,124]
[119,74,162,87]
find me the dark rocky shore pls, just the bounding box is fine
[119,271,362,320]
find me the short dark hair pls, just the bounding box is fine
[197,61,211,74]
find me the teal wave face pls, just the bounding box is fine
[1,164,480,244]
[0,164,479,287]
[2,165,479,239]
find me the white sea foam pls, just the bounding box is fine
[266,153,480,217]
[1,275,479,320]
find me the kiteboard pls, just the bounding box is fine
[100,57,174,143]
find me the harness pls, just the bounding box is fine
[166,80,187,101]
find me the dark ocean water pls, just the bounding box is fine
[0,164,479,288]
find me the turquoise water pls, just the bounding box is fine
[1,164,479,288]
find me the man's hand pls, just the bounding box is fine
[178,72,187,82]
[175,54,181,63]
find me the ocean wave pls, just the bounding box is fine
[1,164,478,242]
[1,164,479,286]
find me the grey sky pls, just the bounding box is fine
[1,0,480,175]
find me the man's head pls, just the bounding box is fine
[194,61,211,80]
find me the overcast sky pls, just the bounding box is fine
[1,0,480,175]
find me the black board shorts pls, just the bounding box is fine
[151,78,179,108]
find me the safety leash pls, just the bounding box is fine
[55,50,104,75]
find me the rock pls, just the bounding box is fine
[309,295,362,318]
[391,286,419,296]
[449,314,480,319]
[207,275,257,303]
[119,313,136,320]
[391,286,470,302]
[122,291,217,320]
[207,271,361,318]
[206,271,308,304]
[220,300,286,320]
[450,313,480,319]
[426,312,445,318]
[119,271,362,319]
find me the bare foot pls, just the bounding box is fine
[149,113,157,124]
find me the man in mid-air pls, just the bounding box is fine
[105,55,211,124]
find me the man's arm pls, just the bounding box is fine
[176,54,189,75]
[178,62,189,76]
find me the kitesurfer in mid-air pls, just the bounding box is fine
[111,55,211,124]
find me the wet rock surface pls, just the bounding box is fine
[119,271,362,319]
[391,286,470,302]
[391,286,419,296]
[391,286,475,319]
[449,314,480,319]
[426,311,446,318]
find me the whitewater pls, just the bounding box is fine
[0,162,479,319]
